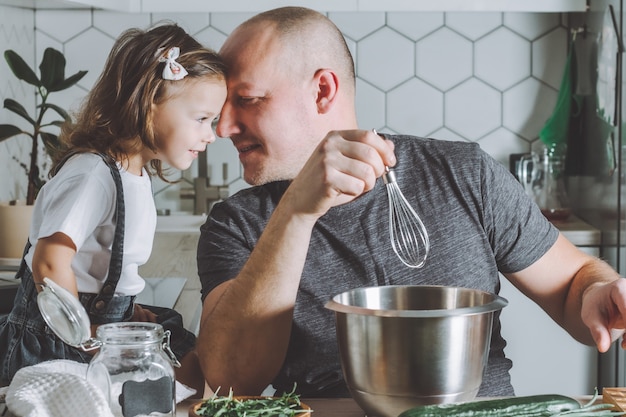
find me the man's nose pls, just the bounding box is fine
[216,101,238,138]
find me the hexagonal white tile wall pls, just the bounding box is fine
[357,26,414,91]
[65,28,115,90]
[2,6,36,203]
[329,11,384,41]
[503,77,558,140]
[416,27,472,91]
[0,6,575,210]
[532,27,568,89]
[445,79,501,140]
[386,12,443,41]
[94,11,151,39]
[387,78,443,135]
[430,127,467,142]
[208,12,255,36]
[478,127,530,167]
[195,26,228,51]
[504,12,560,40]
[355,79,386,130]
[152,13,210,35]
[475,27,531,91]
[446,12,502,40]
[35,10,91,42]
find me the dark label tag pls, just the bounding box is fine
[119,376,173,417]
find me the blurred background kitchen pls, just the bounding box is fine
[0,0,624,400]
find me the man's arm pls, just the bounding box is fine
[196,130,396,395]
[504,233,625,350]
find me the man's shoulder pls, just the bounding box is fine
[211,180,290,218]
[389,134,485,167]
[390,134,480,152]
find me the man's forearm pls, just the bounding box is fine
[197,198,317,394]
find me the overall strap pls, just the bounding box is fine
[15,239,32,280]
[88,153,126,315]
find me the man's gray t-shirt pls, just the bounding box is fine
[197,135,559,398]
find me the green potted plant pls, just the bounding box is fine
[0,47,86,258]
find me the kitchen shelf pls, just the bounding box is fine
[0,0,588,12]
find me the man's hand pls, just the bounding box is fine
[284,129,396,221]
[581,278,626,352]
[132,304,158,322]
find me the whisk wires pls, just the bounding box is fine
[383,167,430,268]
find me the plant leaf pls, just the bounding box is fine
[0,124,23,141]
[4,50,41,87]
[39,48,65,90]
[40,131,62,160]
[4,98,36,125]
[41,102,70,121]
[48,70,87,92]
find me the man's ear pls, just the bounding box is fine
[314,68,339,114]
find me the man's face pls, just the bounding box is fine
[217,24,321,186]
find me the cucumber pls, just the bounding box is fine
[397,394,581,417]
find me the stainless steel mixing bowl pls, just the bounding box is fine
[325,285,508,417]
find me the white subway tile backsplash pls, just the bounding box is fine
[0,7,567,209]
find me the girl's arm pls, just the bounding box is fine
[31,232,78,296]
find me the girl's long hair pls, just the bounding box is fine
[51,22,226,180]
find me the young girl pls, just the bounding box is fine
[0,23,226,394]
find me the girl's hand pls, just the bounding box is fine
[132,304,158,322]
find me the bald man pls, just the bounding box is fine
[196,6,626,400]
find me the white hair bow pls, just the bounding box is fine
[157,47,188,81]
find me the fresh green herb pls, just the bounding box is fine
[195,386,311,417]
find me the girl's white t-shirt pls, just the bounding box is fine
[25,153,156,296]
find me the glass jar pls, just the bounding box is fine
[87,322,176,417]
[534,143,571,221]
[36,278,180,417]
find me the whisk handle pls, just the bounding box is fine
[383,166,396,185]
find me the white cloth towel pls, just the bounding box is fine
[4,360,196,417]
[6,360,113,417]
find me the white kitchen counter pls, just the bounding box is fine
[551,215,601,247]
[139,232,202,334]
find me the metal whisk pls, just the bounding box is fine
[383,165,430,268]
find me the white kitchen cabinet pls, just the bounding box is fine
[0,0,588,12]
[499,218,601,397]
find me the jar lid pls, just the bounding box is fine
[37,277,100,350]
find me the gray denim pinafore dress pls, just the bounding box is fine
[0,154,194,386]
